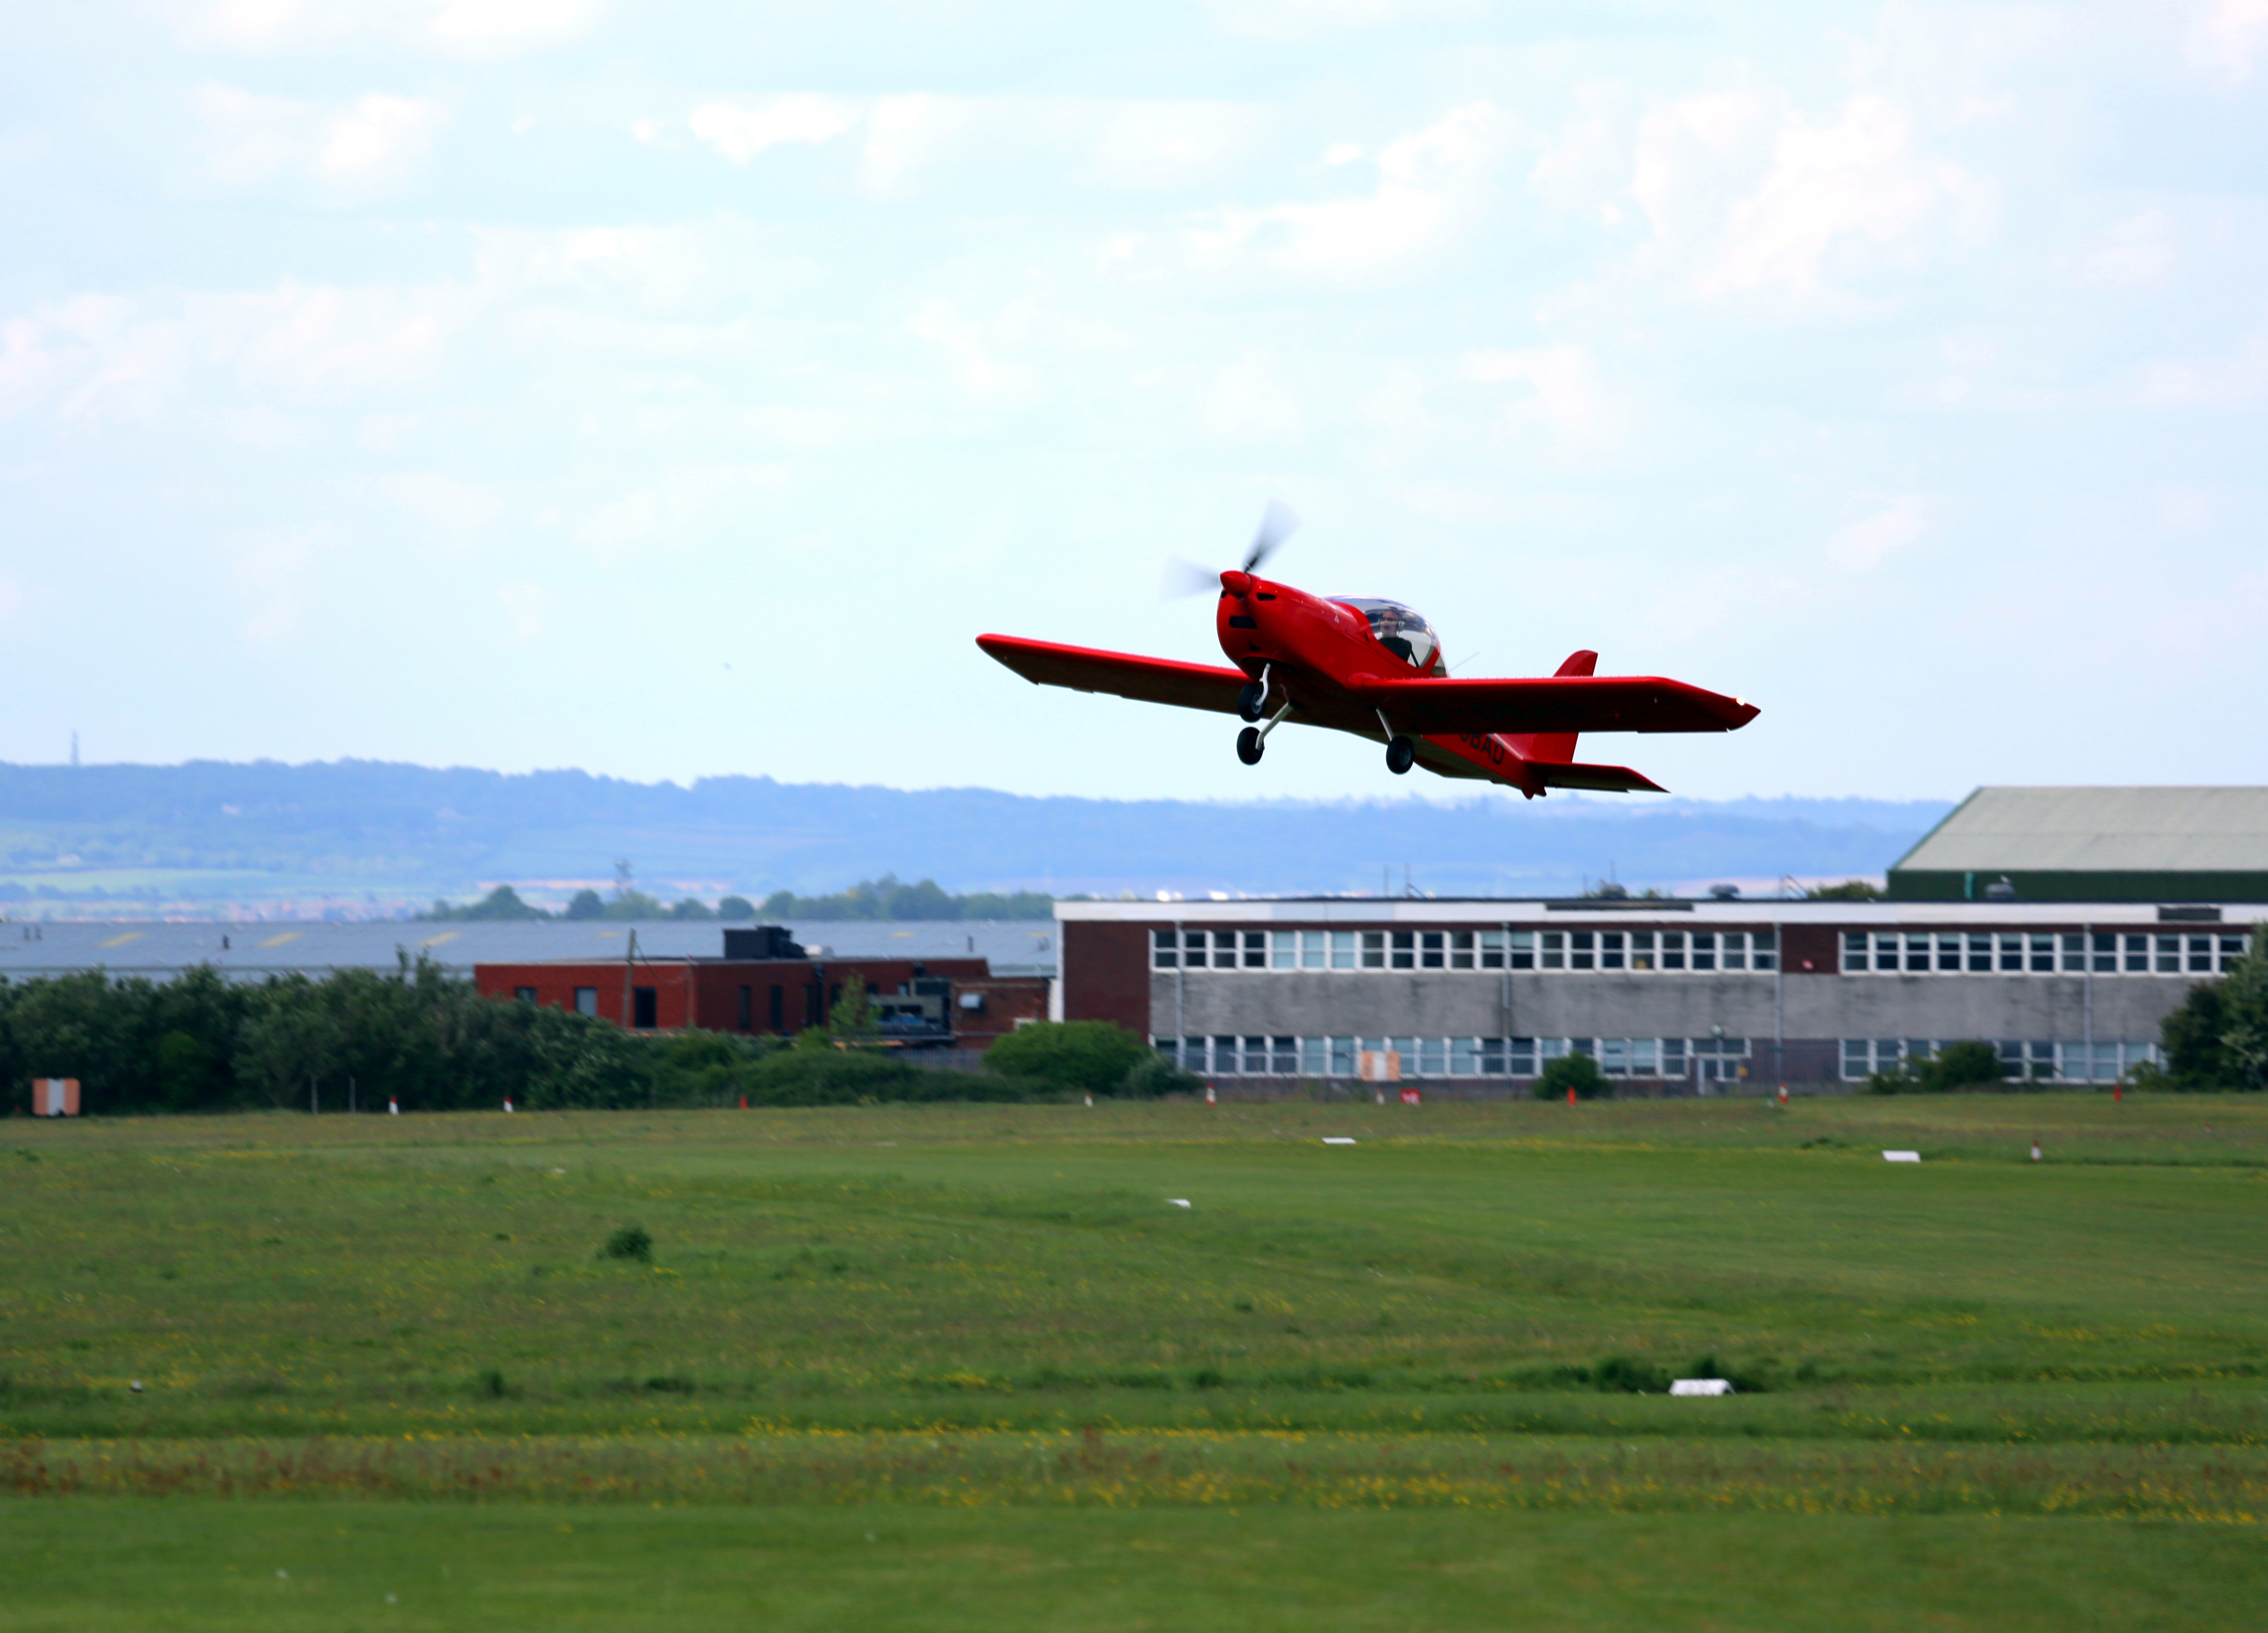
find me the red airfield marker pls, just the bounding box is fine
[1567,1086,1577,1107]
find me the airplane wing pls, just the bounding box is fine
[978,635,1250,716]
[1347,675,1758,735]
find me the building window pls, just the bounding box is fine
[1449,932,1475,970]
[769,984,785,1031]
[573,986,598,1017]
[2220,935,2251,972]
[1630,930,1656,971]
[632,987,657,1029]
[1390,932,1415,970]
[1508,931,1534,969]
[737,985,753,1030]
[1660,930,1686,970]
[1969,934,1993,972]
[513,986,537,1003]
[1330,1036,1356,1076]
[1152,929,1179,969]
[1570,931,1595,970]
[1600,931,1625,970]
[2060,934,2086,973]
[1362,932,1386,969]
[2155,935,2180,974]
[1332,931,1357,970]
[1691,932,1717,971]
[1998,934,2024,973]
[2188,935,2215,974]
[1508,1037,1537,1076]
[1420,932,1445,969]
[1243,932,1268,969]
[1181,930,1207,968]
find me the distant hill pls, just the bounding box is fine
[0,760,1951,918]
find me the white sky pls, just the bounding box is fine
[2,1,2263,803]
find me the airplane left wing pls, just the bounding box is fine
[1348,675,1758,736]
[978,635,1251,716]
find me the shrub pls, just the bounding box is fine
[1535,1051,1608,1100]
[2153,932,2268,1090]
[981,1021,1150,1095]
[743,1045,1038,1106]
[1868,1040,2011,1094]
[1120,1050,1206,1099]
[601,1224,652,1263]
[1591,1355,1669,1393]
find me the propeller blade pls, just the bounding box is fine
[1242,498,1300,574]
[1160,555,1223,600]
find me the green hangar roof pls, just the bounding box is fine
[1889,787,2268,903]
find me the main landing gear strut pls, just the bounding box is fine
[1235,694,1296,765]
[1374,706,1415,775]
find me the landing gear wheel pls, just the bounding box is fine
[1236,682,1266,723]
[1236,726,1265,765]
[1385,734,1416,775]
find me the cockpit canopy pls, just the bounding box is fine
[1335,598,1439,670]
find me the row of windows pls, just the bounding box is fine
[1843,931,2251,977]
[1158,1034,1752,1079]
[1154,928,1779,974]
[1840,1038,2161,1083]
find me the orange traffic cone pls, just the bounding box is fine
[1206,1084,1217,1105]
[1567,1086,1576,1107]
[739,1094,747,1110]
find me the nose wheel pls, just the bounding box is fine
[1236,682,1266,723]
[1385,734,1416,775]
[1236,726,1264,765]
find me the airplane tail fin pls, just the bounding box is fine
[1511,649,1597,764]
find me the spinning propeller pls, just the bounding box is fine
[1161,499,1300,599]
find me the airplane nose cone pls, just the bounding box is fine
[1219,569,1252,597]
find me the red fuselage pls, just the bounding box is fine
[1212,570,1551,795]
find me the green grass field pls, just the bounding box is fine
[4,1096,2265,1629]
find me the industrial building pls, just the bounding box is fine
[473,926,1049,1050]
[1890,787,2268,902]
[1055,897,2258,1090]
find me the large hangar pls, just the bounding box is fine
[1055,897,2259,1092]
[1889,787,2268,903]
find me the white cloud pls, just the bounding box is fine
[2139,334,2268,405]
[1826,496,1928,571]
[180,0,603,58]
[194,82,448,197]
[1704,95,1985,300]
[232,530,315,642]
[2077,210,2173,286]
[383,472,501,535]
[2186,0,2268,85]
[1627,87,1991,306]
[1180,102,1514,281]
[1531,83,1636,224]
[576,465,788,561]
[687,96,856,164]
[1460,344,1626,459]
[497,579,547,641]
[1208,0,1479,41]
[1086,100,1257,191]
[1199,351,1303,441]
[862,96,975,199]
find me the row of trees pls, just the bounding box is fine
[421,874,1059,923]
[0,960,1195,1116]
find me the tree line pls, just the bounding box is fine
[420,873,1058,923]
[0,961,1192,1116]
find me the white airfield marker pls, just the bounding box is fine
[1167,1198,1192,1207]
[1322,1137,1357,1145]
[1882,1150,1922,1162]
[1670,1379,1734,1397]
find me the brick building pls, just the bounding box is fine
[475,926,1048,1051]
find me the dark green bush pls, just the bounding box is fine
[981,1021,1150,1095]
[601,1224,652,1262]
[1868,1040,2012,1094]
[1120,1050,1206,1099]
[1591,1354,1669,1393]
[1535,1051,1608,1100]
[2151,934,2268,1089]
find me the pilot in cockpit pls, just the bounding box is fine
[1358,602,1438,670]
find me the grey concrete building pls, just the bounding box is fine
[1055,899,2260,1091]
[1889,787,2268,902]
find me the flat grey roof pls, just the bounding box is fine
[0,920,1059,980]
[1894,788,2268,874]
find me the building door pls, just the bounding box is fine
[633,987,657,1029]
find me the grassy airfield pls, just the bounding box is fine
[4,1095,2265,1630]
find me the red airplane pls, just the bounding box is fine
[977,506,1759,798]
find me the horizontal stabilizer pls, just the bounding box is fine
[1530,761,1668,794]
